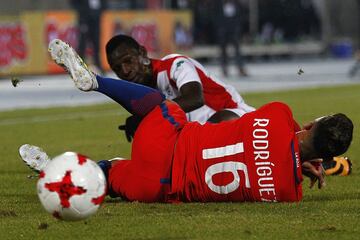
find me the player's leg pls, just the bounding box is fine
[231,29,247,77]
[89,15,103,73]
[48,39,164,117]
[18,143,130,200]
[95,75,164,117]
[108,101,187,202]
[18,142,168,202]
[18,143,125,172]
[19,141,174,203]
[19,101,187,202]
[77,16,88,60]
[219,33,228,77]
[18,143,135,199]
[107,159,172,202]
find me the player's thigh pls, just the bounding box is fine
[109,158,171,202]
[132,101,187,161]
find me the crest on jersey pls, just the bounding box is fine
[176,60,185,69]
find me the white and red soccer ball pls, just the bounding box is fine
[37,152,106,221]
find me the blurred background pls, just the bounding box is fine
[1,0,360,109]
[1,0,359,75]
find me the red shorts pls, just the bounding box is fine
[108,101,187,202]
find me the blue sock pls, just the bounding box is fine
[95,75,165,117]
[97,160,112,180]
[97,160,118,198]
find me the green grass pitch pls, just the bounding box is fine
[1,84,360,240]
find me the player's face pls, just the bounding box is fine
[109,48,153,87]
[297,120,321,160]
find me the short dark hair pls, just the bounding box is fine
[313,113,353,159]
[105,34,140,64]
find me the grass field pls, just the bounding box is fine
[1,84,360,240]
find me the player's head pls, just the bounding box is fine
[312,114,353,159]
[106,34,154,87]
[300,113,353,161]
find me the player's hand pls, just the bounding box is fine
[301,159,326,189]
[118,115,142,142]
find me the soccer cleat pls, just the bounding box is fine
[19,144,51,172]
[322,156,352,176]
[48,39,98,91]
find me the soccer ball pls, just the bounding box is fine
[37,152,106,221]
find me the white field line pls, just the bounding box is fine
[0,110,127,126]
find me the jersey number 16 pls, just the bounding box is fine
[203,142,251,194]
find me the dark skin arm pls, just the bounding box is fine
[172,81,240,123]
[207,110,240,123]
[172,82,205,112]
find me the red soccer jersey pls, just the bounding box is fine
[170,102,303,202]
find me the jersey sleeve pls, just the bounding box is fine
[169,57,202,89]
[293,121,301,132]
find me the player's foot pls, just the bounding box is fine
[322,156,352,176]
[19,144,51,172]
[48,39,98,91]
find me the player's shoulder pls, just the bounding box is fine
[161,54,194,65]
[256,102,297,132]
[161,53,188,61]
[154,54,189,73]
[265,101,290,109]
[259,101,293,117]
[161,54,197,73]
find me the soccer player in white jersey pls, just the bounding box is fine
[105,34,255,138]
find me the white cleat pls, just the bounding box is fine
[48,39,98,91]
[19,144,51,172]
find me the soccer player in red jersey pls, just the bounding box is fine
[21,39,353,204]
[107,100,352,203]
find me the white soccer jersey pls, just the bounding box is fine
[151,54,255,124]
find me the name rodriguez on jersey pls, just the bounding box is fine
[170,102,302,203]
[202,118,278,202]
[252,118,276,202]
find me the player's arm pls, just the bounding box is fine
[172,82,204,112]
[170,58,205,112]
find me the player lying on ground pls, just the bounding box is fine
[106,35,352,176]
[20,39,353,203]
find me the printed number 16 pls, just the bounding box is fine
[203,142,250,194]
